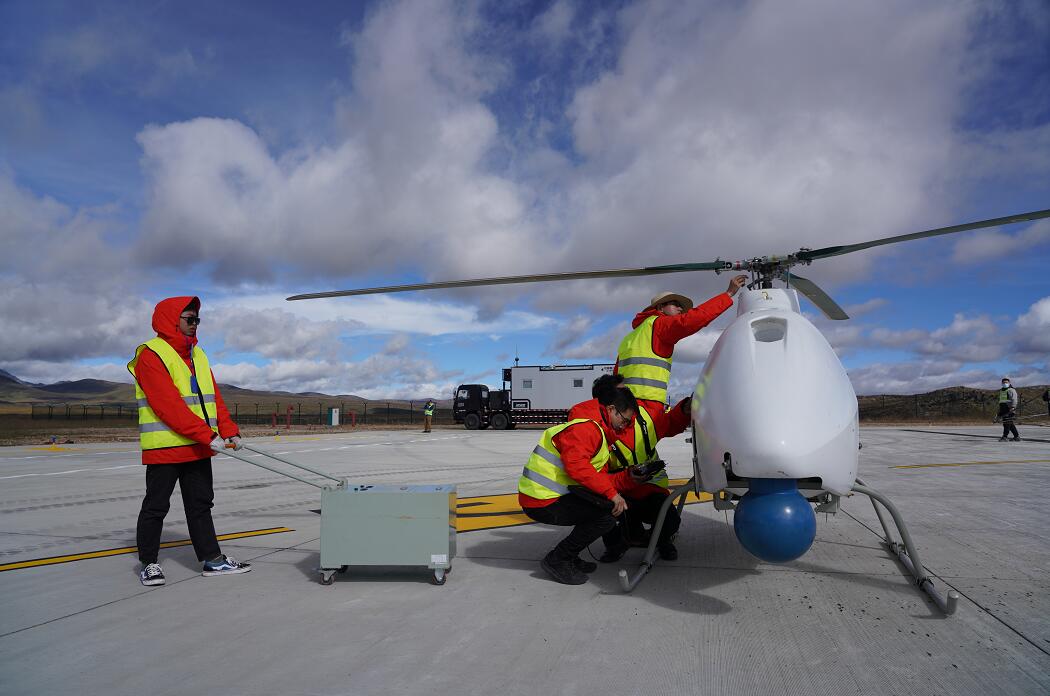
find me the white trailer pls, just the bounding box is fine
[453,363,615,429]
[503,364,614,411]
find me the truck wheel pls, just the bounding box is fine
[491,413,509,430]
[464,413,481,430]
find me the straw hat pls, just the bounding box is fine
[646,291,694,312]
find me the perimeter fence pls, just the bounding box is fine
[24,401,454,427]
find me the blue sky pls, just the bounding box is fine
[1,0,1048,400]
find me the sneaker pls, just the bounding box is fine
[1010,437,1022,442]
[202,555,252,577]
[139,563,165,586]
[540,552,587,585]
[657,543,678,561]
[999,437,1008,442]
[572,557,597,574]
[598,543,628,564]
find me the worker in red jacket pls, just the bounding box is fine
[615,275,748,406]
[127,296,251,586]
[569,374,691,561]
[518,386,652,585]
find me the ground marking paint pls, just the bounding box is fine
[893,459,1050,469]
[0,527,294,573]
[455,479,714,532]
[0,464,140,480]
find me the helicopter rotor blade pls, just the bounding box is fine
[796,208,1050,262]
[286,261,729,301]
[785,273,849,320]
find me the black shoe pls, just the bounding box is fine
[572,557,597,574]
[541,553,587,585]
[598,544,628,563]
[1010,437,1022,441]
[999,437,1008,441]
[139,562,165,586]
[657,543,678,561]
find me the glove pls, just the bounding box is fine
[228,435,243,451]
[209,436,225,453]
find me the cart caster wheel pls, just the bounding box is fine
[432,568,447,585]
[337,565,348,574]
[320,570,336,585]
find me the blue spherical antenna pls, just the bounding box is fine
[733,478,817,563]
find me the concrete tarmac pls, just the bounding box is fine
[1,426,1048,695]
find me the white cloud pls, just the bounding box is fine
[950,219,1050,264]
[222,293,553,337]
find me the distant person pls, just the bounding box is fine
[423,399,436,433]
[1043,388,1050,417]
[517,403,651,585]
[127,296,251,586]
[616,275,748,406]
[568,374,691,562]
[998,377,1021,442]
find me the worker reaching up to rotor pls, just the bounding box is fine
[616,274,748,406]
[569,374,691,562]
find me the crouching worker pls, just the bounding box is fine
[128,296,251,586]
[518,416,640,585]
[570,374,690,563]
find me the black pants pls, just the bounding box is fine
[603,491,680,550]
[998,404,1019,439]
[522,495,617,561]
[136,458,221,564]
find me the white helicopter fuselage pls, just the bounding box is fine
[692,287,858,496]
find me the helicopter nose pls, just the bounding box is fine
[733,478,816,563]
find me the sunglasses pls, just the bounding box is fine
[180,315,201,325]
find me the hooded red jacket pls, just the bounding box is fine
[568,397,690,498]
[134,296,239,465]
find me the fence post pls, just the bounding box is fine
[386,402,391,424]
[363,403,367,424]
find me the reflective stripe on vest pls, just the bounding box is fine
[127,338,218,451]
[607,407,668,489]
[517,419,610,500]
[617,315,671,403]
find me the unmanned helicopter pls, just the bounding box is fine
[288,208,1050,614]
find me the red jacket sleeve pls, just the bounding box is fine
[137,349,218,446]
[552,421,622,500]
[212,372,240,439]
[644,399,691,439]
[651,293,733,356]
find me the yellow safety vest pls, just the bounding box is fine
[998,388,1010,404]
[424,403,435,416]
[518,419,610,500]
[607,406,669,489]
[617,315,671,403]
[127,338,218,451]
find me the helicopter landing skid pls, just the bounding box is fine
[618,477,959,616]
[852,477,959,615]
[618,480,693,593]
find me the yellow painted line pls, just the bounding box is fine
[454,479,713,532]
[0,527,294,573]
[893,459,1050,470]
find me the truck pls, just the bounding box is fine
[453,363,615,430]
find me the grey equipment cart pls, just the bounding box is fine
[219,444,456,586]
